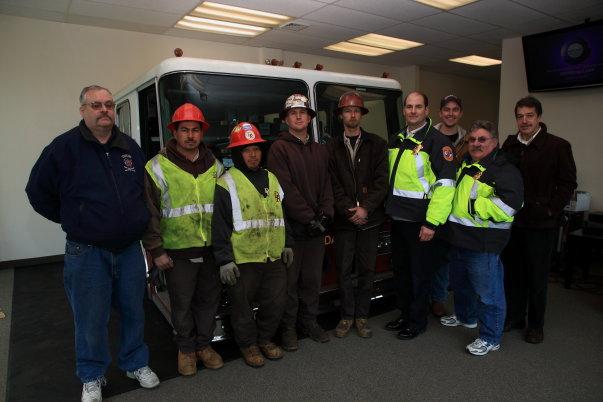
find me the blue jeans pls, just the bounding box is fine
[449,246,506,345]
[63,240,149,382]
[431,262,449,304]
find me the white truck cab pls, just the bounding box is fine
[114,56,403,340]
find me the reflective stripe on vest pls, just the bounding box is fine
[150,157,222,218]
[448,213,512,229]
[490,197,517,216]
[221,172,285,232]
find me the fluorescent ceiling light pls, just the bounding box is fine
[449,55,502,66]
[414,0,477,10]
[325,42,393,57]
[349,33,423,51]
[192,1,291,27]
[176,15,268,37]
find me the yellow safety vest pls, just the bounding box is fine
[217,168,285,264]
[146,154,223,249]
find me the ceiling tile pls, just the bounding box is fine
[280,18,365,41]
[0,0,70,12]
[69,0,181,26]
[0,4,66,21]
[507,17,572,36]
[332,0,440,22]
[302,4,400,31]
[378,23,458,44]
[65,14,168,34]
[83,0,199,14]
[468,27,519,45]
[412,12,497,36]
[398,44,466,60]
[511,0,603,15]
[451,0,548,28]
[204,0,328,18]
[556,4,603,24]
[435,37,501,55]
[163,27,251,45]
[248,29,332,48]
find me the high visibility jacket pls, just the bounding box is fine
[216,168,285,264]
[146,154,223,249]
[445,149,524,253]
[386,118,456,227]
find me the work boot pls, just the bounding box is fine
[259,342,284,360]
[334,319,353,338]
[281,326,298,351]
[303,320,330,343]
[240,345,265,368]
[431,301,446,318]
[196,345,224,369]
[355,318,373,338]
[177,351,197,376]
[525,327,544,344]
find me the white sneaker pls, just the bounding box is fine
[440,314,478,329]
[81,377,106,402]
[126,366,160,389]
[466,338,500,356]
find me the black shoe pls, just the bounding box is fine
[525,327,544,344]
[385,315,408,331]
[503,319,526,332]
[303,321,330,343]
[396,326,425,340]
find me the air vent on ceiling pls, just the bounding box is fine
[278,22,309,32]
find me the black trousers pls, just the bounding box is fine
[391,221,447,331]
[166,255,222,353]
[335,227,379,319]
[228,260,287,348]
[502,226,557,329]
[281,236,325,327]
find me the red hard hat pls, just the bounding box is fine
[167,103,210,132]
[336,91,369,115]
[227,122,267,149]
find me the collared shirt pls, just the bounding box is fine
[405,121,427,138]
[343,131,362,166]
[518,126,541,145]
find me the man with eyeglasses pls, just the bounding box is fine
[440,120,523,356]
[384,91,456,340]
[501,96,576,344]
[26,85,159,401]
[431,94,468,318]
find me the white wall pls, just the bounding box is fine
[0,14,490,262]
[420,70,500,129]
[499,37,603,210]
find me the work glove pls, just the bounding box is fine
[281,247,294,268]
[306,219,326,237]
[219,262,240,286]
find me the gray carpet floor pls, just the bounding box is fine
[107,278,603,402]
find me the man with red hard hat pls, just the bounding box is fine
[143,102,224,376]
[268,94,334,349]
[212,122,293,368]
[327,91,388,339]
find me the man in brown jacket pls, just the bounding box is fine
[502,96,577,344]
[327,92,388,339]
[267,94,334,350]
[143,103,224,375]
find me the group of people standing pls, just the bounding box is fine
[26,84,576,402]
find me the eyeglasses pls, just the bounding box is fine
[467,136,493,144]
[83,101,115,110]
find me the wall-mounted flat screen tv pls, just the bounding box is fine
[522,20,603,92]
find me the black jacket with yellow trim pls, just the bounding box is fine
[444,148,524,253]
[385,118,456,229]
